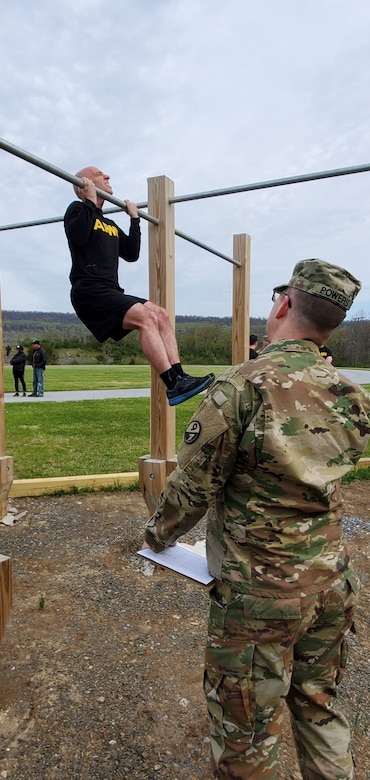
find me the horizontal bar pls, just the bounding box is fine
[0,211,239,266]
[0,137,158,224]
[0,203,149,232]
[0,215,65,231]
[168,163,370,204]
[175,228,240,266]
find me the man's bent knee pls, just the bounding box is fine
[123,302,159,330]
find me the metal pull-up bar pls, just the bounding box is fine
[4,136,370,265]
[0,211,240,267]
[0,137,159,225]
[168,162,370,203]
[0,135,239,265]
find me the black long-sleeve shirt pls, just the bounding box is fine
[64,199,141,288]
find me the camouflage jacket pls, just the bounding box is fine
[145,340,370,597]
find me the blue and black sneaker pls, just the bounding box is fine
[166,373,215,406]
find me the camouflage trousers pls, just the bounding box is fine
[204,570,359,780]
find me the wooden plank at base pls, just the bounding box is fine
[355,458,370,468]
[0,554,12,644]
[9,472,139,498]
[6,457,370,501]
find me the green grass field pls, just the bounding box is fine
[3,365,223,480]
[3,365,370,481]
[4,397,203,480]
[3,364,223,393]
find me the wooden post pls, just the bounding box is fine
[139,176,177,511]
[0,288,13,642]
[232,234,251,365]
[0,555,12,643]
[0,298,12,517]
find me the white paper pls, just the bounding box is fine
[137,542,214,585]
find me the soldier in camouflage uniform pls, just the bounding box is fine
[144,259,370,779]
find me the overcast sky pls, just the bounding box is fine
[1,0,370,321]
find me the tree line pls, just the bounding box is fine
[3,313,370,367]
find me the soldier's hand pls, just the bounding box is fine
[124,199,139,218]
[76,177,97,205]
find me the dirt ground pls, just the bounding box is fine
[0,482,369,780]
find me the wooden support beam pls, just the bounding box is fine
[166,456,178,478]
[0,554,12,644]
[140,176,177,512]
[0,287,13,642]
[138,456,178,516]
[0,456,13,502]
[138,456,167,516]
[232,234,251,365]
[147,175,176,461]
[0,298,13,517]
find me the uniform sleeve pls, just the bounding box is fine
[64,200,97,246]
[144,378,262,551]
[118,217,141,262]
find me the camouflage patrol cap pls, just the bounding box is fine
[274,258,361,311]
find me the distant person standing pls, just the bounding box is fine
[262,334,270,349]
[29,340,47,397]
[249,333,258,359]
[10,345,27,396]
[320,344,334,363]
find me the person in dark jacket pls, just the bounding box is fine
[29,340,47,397]
[10,345,27,396]
[249,333,258,359]
[64,166,214,406]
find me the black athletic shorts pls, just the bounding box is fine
[71,280,147,343]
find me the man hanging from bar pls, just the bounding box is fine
[64,166,214,405]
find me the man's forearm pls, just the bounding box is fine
[144,468,217,551]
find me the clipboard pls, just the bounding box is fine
[137,542,214,585]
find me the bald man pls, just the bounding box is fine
[64,167,214,405]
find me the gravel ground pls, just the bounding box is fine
[0,483,369,780]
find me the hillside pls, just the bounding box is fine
[3,310,369,368]
[1,310,265,346]
[2,310,88,344]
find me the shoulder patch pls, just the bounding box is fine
[184,420,201,444]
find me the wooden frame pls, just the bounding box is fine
[0,174,251,637]
[0,295,13,642]
[138,177,251,512]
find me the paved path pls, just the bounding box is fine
[4,369,370,404]
[4,388,150,403]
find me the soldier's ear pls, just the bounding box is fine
[275,295,290,320]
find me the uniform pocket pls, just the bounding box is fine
[242,596,302,620]
[204,664,256,738]
[239,595,302,648]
